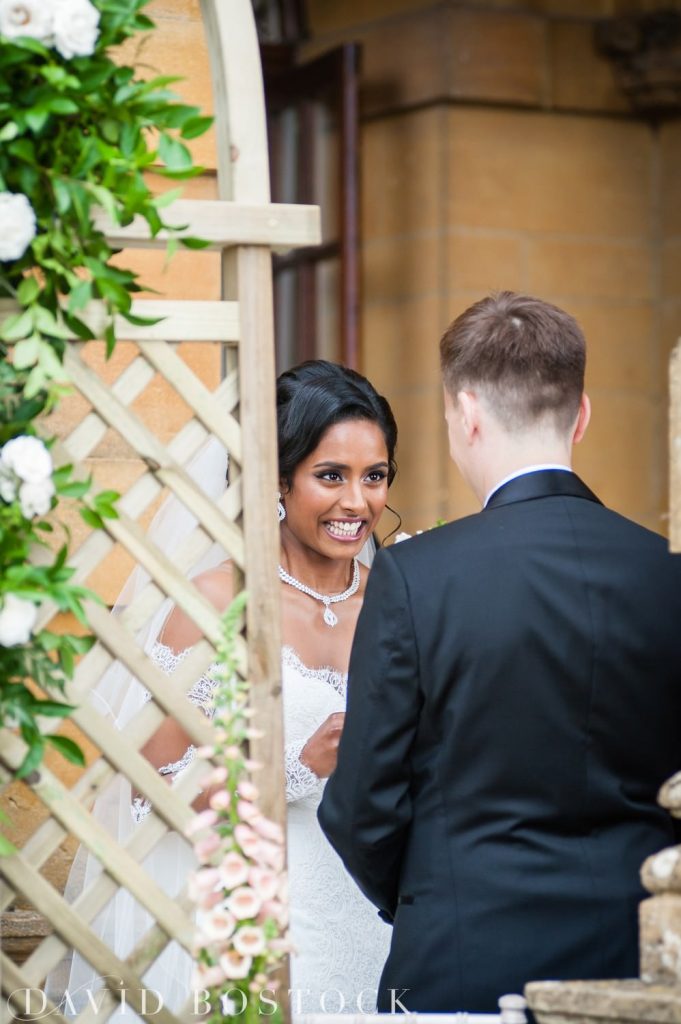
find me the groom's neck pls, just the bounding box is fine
[474,435,573,508]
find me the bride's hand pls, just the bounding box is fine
[300,712,345,778]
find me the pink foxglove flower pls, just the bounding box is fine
[237,799,260,823]
[209,789,231,811]
[234,823,261,859]
[192,963,227,990]
[219,950,253,981]
[188,867,220,900]
[248,867,279,902]
[260,898,289,929]
[251,815,284,844]
[227,885,262,921]
[201,908,236,942]
[185,809,218,837]
[219,851,250,889]
[233,925,266,958]
[194,833,221,864]
[197,890,225,911]
[257,839,285,872]
[245,727,265,740]
[203,765,228,787]
[237,779,259,801]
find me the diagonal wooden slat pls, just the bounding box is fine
[1,857,178,1024]
[1,951,70,1024]
[0,736,195,951]
[136,339,243,463]
[0,758,113,914]
[14,758,207,989]
[81,603,223,743]
[63,347,245,567]
[65,354,155,463]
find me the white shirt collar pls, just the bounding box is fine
[483,464,572,508]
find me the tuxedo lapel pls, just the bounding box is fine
[485,469,602,511]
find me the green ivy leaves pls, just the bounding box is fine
[0,0,211,837]
[0,0,212,392]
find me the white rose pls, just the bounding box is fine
[1,435,53,483]
[0,593,37,647]
[0,192,37,262]
[52,0,99,58]
[19,478,55,518]
[0,0,54,43]
[0,466,17,503]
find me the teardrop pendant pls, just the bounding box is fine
[323,605,338,627]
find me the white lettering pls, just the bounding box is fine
[223,989,247,1015]
[390,988,411,1013]
[259,990,278,1016]
[140,989,163,1015]
[287,988,311,1015]
[356,988,378,1014]
[320,989,345,1013]
[193,989,212,1016]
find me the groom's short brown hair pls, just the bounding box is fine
[440,291,586,432]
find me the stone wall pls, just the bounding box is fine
[303,0,675,533]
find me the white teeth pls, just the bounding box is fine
[326,521,363,538]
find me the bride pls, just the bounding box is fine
[50,359,398,1017]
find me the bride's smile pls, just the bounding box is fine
[280,417,389,571]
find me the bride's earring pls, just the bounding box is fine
[277,492,286,522]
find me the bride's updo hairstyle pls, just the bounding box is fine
[277,360,397,492]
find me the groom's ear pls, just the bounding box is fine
[458,391,480,444]
[572,393,591,445]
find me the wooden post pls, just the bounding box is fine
[671,340,681,553]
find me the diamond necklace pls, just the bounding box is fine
[278,558,360,627]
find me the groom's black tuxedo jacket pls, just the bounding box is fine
[318,470,681,1014]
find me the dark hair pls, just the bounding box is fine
[440,291,586,432]
[277,360,397,491]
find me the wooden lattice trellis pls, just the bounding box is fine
[0,3,320,1022]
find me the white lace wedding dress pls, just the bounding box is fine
[50,640,391,1017]
[281,645,391,1014]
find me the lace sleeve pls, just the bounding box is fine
[285,739,323,804]
[131,643,218,823]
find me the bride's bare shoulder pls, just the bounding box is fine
[159,562,234,652]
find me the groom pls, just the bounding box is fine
[318,291,681,1013]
